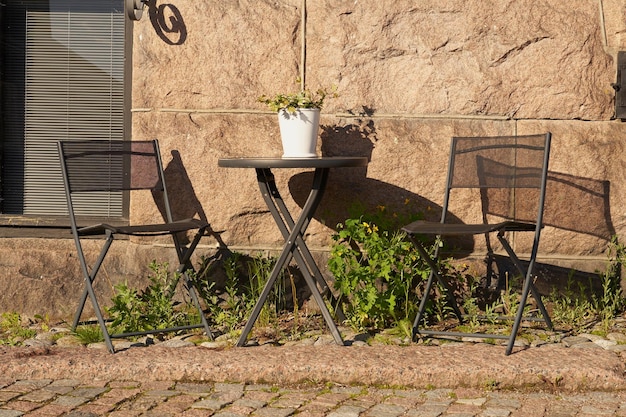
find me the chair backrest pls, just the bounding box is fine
[58,139,174,224]
[442,133,552,226]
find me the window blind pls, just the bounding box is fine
[2,0,125,217]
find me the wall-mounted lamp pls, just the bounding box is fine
[613,51,626,120]
[126,0,146,21]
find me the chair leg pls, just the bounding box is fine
[498,233,553,354]
[530,284,553,330]
[180,272,213,340]
[412,268,437,336]
[72,237,114,331]
[408,235,464,338]
[506,268,535,355]
[498,234,552,328]
[72,235,116,353]
[85,279,115,353]
[173,229,214,340]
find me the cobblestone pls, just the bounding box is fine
[0,380,625,416]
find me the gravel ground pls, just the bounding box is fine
[0,341,624,393]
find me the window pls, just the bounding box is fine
[1,0,127,223]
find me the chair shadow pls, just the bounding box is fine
[304,124,615,244]
[508,171,615,296]
[543,172,615,240]
[157,150,208,224]
[483,169,615,292]
[155,150,228,249]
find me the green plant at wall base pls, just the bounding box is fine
[548,236,626,333]
[345,200,424,234]
[245,254,282,327]
[0,312,36,345]
[33,313,51,332]
[107,261,192,335]
[202,251,291,336]
[549,272,595,330]
[593,236,626,331]
[328,216,431,331]
[74,325,104,345]
[205,252,254,332]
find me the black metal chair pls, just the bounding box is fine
[403,133,553,355]
[58,139,213,353]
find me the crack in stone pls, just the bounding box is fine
[493,36,549,66]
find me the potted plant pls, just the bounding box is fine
[259,83,336,158]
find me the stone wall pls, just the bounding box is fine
[131,0,626,257]
[2,0,626,318]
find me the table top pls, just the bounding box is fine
[218,156,368,169]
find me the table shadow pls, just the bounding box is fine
[287,121,472,251]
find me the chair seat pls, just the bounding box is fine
[78,218,209,236]
[402,220,537,236]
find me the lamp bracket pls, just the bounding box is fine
[126,0,145,21]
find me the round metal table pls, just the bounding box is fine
[218,156,369,346]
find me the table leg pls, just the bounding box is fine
[256,168,346,322]
[236,167,344,347]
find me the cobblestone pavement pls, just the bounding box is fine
[1,378,626,417]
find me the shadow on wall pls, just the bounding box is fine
[145,0,187,45]
[154,150,227,249]
[289,124,615,257]
[287,120,472,244]
[482,170,615,241]
[543,172,615,241]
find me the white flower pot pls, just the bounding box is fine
[277,108,320,158]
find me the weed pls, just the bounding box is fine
[107,261,194,335]
[483,379,499,391]
[74,325,104,345]
[201,251,300,341]
[0,312,36,345]
[461,275,480,331]
[592,236,626,332]
[328,214,430,332]
[246,254,281,328]
[34,313,51,332]
[549,272,594,330]
[205,252,252,332]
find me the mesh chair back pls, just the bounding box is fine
[59,140,163,193]
[444,134,551,224]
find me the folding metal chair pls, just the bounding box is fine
[58,139,213,353]
[403,133,553,355]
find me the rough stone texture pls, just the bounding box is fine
[134,113,626,258]
[2,1,626,317]
[306,0,614,120]
[0,237,211,319]
[602,0,626,54]
[129,0,623,255]
[132,0,302,111]
[0,344,623,392]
